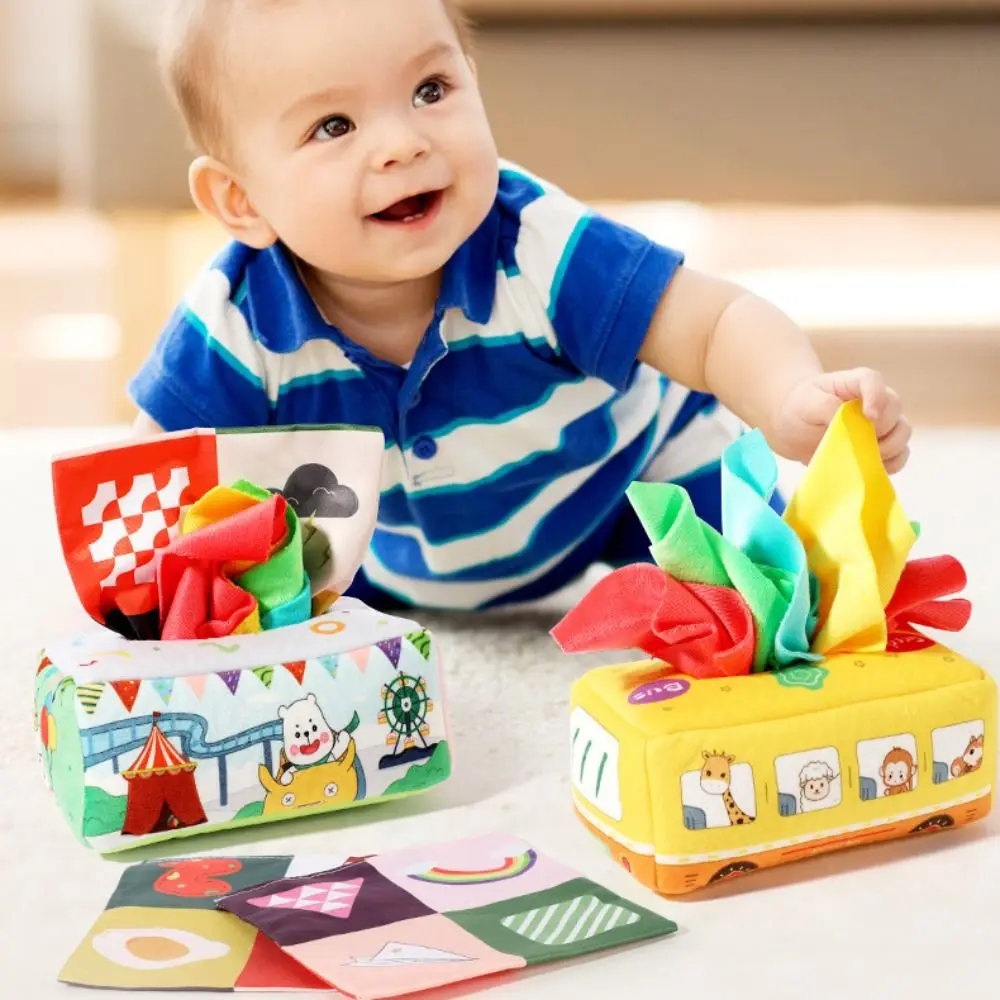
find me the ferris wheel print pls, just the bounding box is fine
[377,673,439,770]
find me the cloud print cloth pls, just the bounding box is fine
[50,425,385,638]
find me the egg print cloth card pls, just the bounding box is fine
[59,838,677,996]
[214,834,678,999]
[58,854,350,992]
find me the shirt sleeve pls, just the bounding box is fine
[127,269,273,432]
[519,195,685,391]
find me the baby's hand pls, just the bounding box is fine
[772,367,911,472]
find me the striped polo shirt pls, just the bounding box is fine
[129,162,720,609]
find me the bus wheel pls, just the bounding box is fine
[911,814,955,833]
[709,861,758,884]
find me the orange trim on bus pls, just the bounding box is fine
[576,793,992,896]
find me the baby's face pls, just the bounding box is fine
[223,0,498,284]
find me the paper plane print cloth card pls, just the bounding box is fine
[59,834,677,998]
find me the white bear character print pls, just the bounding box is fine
[277,694,350,785]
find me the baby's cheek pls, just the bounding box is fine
[289,745,300,757]
[320,732,331,746]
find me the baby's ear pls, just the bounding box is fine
[278,705,288,720]
[189,156,277,250]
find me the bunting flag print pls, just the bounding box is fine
[150,678,175,705]
[77,683,105,716]
[284,661,307,686]
[110,680,141,713]
[186,675,208,700]
[406,630,433,662]
[219,670,241,696]
[350,647,370,674]
[318,654,339,681]
[376,637,402,669]
[252,666,274,689]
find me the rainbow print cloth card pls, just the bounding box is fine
[59,835,678,995]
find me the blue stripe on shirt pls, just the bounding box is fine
[380,388,659,540]
[129,303,272,430]
[396,352,579,448]
[183,308,265,391]
[369,420,660,582]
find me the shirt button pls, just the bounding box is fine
[412,436,438,460]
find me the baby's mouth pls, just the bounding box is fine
[299,740,321,755]
[370,190,443,224]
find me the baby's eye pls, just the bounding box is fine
[413,78,447,108]
[311,115,355,142]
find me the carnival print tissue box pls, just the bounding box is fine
[34,600,451,853]
[35,424,451,852]
[554,402,996,895]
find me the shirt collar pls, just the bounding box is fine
[435,201,499,326]
[249,202,499,356]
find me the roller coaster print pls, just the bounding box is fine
[80,711,363,807]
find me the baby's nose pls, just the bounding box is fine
[372,118,430,170]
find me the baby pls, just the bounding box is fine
[131,0,911,612]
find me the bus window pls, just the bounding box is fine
[856,734,919,800]
[774,747,842,817]
[571,707,623,821]
[680,751,757,829]
[932,720,986,783]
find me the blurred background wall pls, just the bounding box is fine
[1,0,999,427]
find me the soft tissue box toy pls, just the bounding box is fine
[35,425,452,853]
[554,402,995,895]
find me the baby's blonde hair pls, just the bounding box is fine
[160,0,471,158]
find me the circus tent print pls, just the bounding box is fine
[121,713,208,836]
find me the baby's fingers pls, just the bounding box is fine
[872,388,903,439]
[830,367,889,421]
[879,416,912,473]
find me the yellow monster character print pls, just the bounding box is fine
[259,740,359,816]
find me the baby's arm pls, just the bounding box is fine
[638,268,822,447]
[513,181,909,470]
[638,267,910,469]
